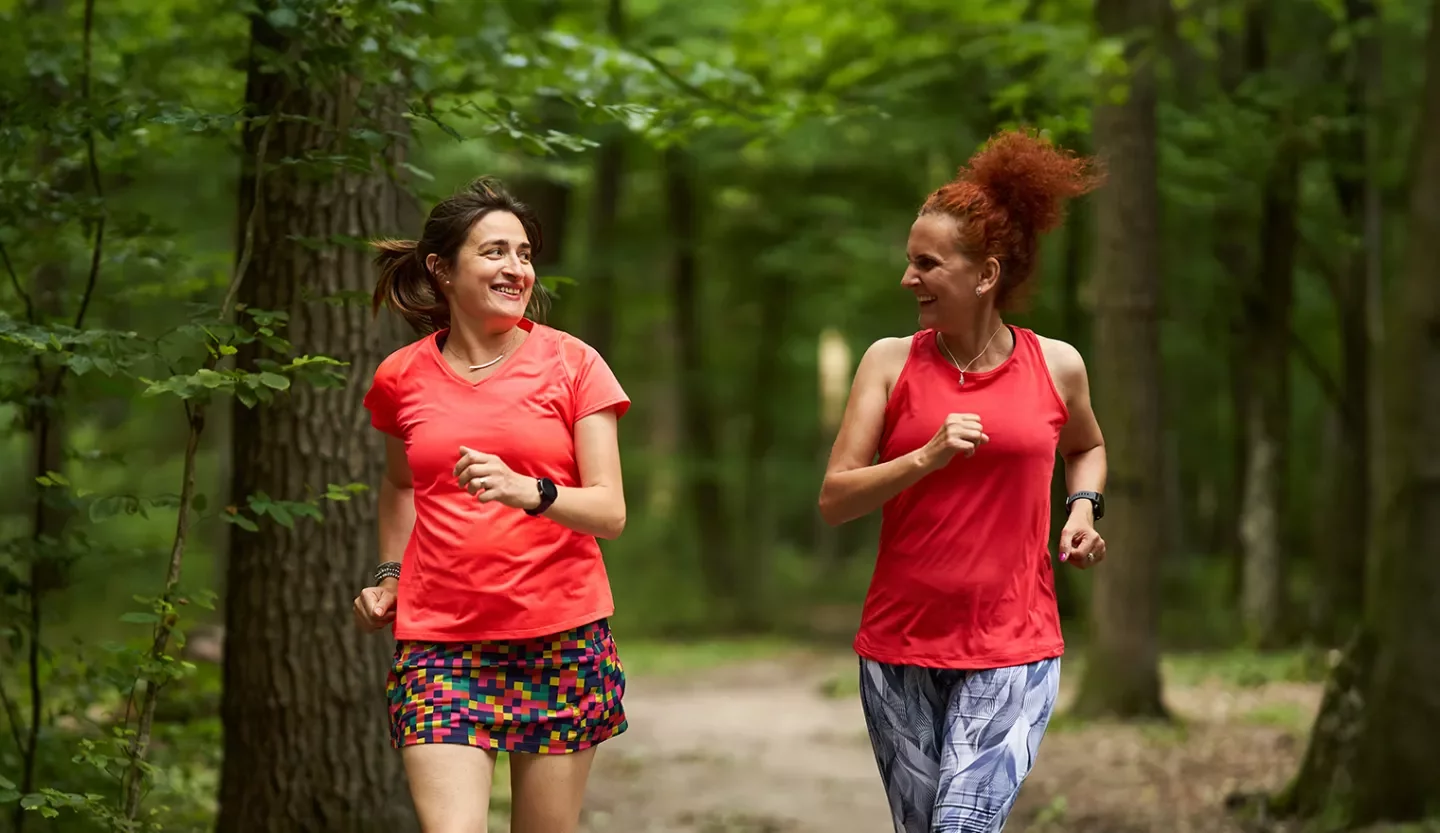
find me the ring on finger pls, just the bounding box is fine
[478,477,488,490]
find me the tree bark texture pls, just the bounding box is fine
[216,10,415,833]
[1348,0,1440,814]
[1285,0,1440,821]
[1072,0,1167,719]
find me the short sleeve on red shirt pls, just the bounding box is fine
[362,355,403,437]
[561,336,630,422]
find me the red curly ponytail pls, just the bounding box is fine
[921,129,1103,309]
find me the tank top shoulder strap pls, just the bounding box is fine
[891,330,936,395]
[1010,326,1069,417]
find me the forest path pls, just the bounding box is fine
[570,646,1322,833]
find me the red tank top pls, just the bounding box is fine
[853,326,1069,669]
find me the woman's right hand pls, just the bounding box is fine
[352,580,398,632]
[918,413,989,471]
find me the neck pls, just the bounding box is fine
[445,317,520,365]
[937,309,1010,370]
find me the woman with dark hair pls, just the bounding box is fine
[351,177,629,832]
[818,130,1108,833]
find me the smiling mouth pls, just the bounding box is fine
[492,284,522,299]
[917,295,937,305]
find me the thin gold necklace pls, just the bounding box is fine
[447,327,520,371]
[937,325,1005,387]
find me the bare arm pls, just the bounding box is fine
[531,409,626,539]
[456,408,627,540]
[1043,338,1108,565]
[376,434,416,590]
[1049,340,1107,507]
[818,338,988,526]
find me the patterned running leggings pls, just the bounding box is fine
[858,656,1061,833]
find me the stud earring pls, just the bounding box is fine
[975,287,984,297]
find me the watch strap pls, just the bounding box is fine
[1066,491,1104,520]
[525,477,558,516]
[373,561,401,584]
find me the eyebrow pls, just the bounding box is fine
[478,238,531,250]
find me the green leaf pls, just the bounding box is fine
[0,775,14,790]
[20,794,44,810]
[265,503,294,528]
[192,493,208,513]
[266,7,298,28]
[0,789,18,803]
[220,344,238,356]
[120,612,160,625]
[258,372,290,390]
[39,807,57,819]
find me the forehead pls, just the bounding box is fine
[907,213,961,253]
[466,210,530,246]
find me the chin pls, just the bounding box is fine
[916,305,940,329]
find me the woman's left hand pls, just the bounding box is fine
[1058,514,1106,569]
[454,446,540,511]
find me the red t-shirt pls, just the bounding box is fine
[362,319,630,642]
[853,326,1068,669]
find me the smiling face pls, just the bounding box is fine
[429,210,535,330]
[902,212,999,329]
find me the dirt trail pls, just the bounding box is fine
[578,650,1321,833]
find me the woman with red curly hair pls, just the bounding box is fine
[818,129,1108,832]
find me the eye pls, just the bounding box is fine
[485,248,504,257]
[518,251,531,263]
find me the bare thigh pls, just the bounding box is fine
[508,746,598,833]
[402,744,499,833]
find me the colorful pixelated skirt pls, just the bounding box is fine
[386,618,627,755]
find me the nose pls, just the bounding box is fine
[900,267,921,287]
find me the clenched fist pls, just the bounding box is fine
[454,446,541,511]
[353,581,397,632]
[918,413,989,471]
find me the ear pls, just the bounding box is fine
[425,253,447,285]
[977,256,1002,296]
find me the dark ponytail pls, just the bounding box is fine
[371,176,546,335]
[371,238,450,334]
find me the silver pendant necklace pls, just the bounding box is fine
[448,328,519,372]
[937,325,1005,387]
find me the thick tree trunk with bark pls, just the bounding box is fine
[1071,0,1167,719]
[1077,0,1163,720]
[216,10,414,833]
[1282,0,1440,821]
[1239,137,1299,648]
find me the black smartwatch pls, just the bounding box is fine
[525,477,558,516]
[1065,491,1105,520]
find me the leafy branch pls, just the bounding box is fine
[116,103,281,823]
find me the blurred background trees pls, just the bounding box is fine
[1,0,1437,830]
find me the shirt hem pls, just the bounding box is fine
[853,638,1065,670]
[575,396,630,422]
[393,607,616,644]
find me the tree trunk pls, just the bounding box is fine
[216,10,414,833]
[583,138,623,359]
[1071,0,1167,719]
[1216,1,1264,602]
[664,147,733,619]
[739,267,794,629]
[1283,0,1440,820]
[1348,0,1440,812]
[1239,137,1300,648]
[1313,0,1380,645]
[582,0,625,360]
